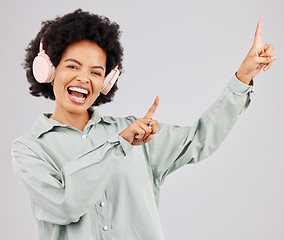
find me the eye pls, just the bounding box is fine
[91,71,102,77]
[67,65,77,70]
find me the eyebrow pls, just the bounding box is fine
[64,58,105,71]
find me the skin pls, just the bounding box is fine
[236,20,276,85]
[50,21,275,145]
[119,96,160,145]
[50,40,107,131]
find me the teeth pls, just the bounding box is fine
[70,95,85,101]
[68,87,88,94]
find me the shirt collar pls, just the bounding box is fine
[30,108,116,138]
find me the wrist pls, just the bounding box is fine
[235,71,251,85]
[119,132,132,144]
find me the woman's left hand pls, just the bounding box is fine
[236,20,276,85]
[119,97,159,146]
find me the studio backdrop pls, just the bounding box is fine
[1,0,283,239]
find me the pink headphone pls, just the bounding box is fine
[32,40,55,83]
[32,40,120,95]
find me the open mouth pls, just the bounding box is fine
[67,86,89,103]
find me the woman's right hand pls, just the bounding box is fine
[236,20,276,85]
[119,97,159,145]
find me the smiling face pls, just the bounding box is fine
[52,40,107,117]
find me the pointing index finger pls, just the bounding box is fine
[144,96,160,119]
[254,20,263,46]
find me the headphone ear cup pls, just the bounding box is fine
[32,52,55,83]
[101,67,120,95]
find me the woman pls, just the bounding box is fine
[12,9,275,240]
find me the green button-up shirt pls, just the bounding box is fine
[12,75,253,240]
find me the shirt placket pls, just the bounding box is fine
[80,129,112,239]
[81,128,111,240]
[96,191,111,240]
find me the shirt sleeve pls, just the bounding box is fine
[148,75,254,186]
[12,135,132,225]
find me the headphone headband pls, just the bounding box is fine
[39,40,44,52]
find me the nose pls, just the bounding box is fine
[76,70,90,84]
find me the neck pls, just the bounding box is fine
[50,108,90,132]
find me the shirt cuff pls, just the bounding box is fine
[228,73,254,96]
[118,135,133,155]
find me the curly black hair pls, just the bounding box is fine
[24,9,123,106]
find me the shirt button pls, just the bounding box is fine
[100,202,105,207]
[103,225,108,231]
[82,135,87,139]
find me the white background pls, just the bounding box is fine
[1,0,283,239]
